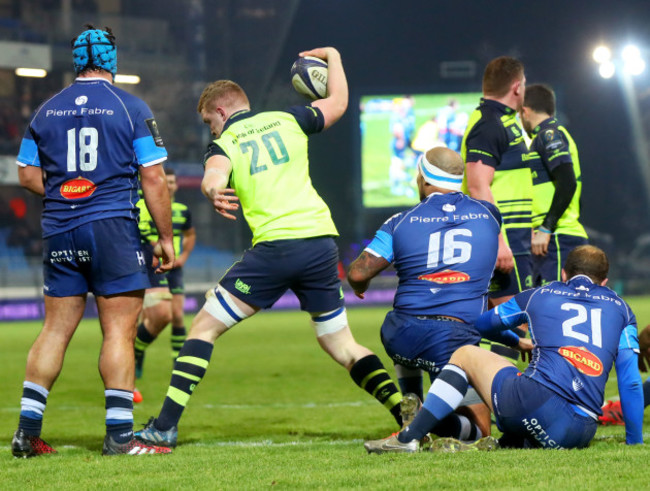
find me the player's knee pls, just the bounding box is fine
[143,290,172,310]
[450,344,479,367]
[310,307,348,337]
[203,285,249,329]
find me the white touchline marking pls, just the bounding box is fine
[0,439,364,451]
[0,400,376,413]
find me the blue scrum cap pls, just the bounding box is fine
[71,25,117,77]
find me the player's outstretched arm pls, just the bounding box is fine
[140,163,175,272]
[18,165,45,196]
[348,251,390,299]
[300,47,348,130]
[615,347,644,444]
[202,154,239,220]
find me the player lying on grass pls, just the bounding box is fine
[365,245,644,453]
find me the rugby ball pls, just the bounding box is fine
[290,56,328,100]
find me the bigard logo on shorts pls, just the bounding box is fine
[558,346,603,377]
[60,177,96,199]
[418,269,469,284]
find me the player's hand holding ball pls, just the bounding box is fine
[291,47,339,100]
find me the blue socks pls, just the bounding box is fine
[105,389,134,443]
[19,381,49,437]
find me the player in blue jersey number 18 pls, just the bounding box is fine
[11,24,174,457]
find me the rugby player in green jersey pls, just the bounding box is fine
[136,47,403,448]
[461,56,533,307]
[519,84,588,286]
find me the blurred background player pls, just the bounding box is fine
[136,47,404,448]
[12,25,174,457]
[436,98,466,152]
[133,168,195,402]
[520,84,588,286]
[389,96,417,197]
[348,146,502,440]
[461,56,535,307]
[365,245,643,453]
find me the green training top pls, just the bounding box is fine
[136,199,193,255]
[461,98,534,255]
[204,106,338,246]
[529,117,587,238]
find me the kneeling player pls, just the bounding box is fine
[365,245,643,453]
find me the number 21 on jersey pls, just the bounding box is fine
[562,302,602,348]
[67,127,98,172]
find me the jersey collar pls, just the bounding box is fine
[75,77,113,84]
[222,109,252,133]
[480,98,516,116]
[531,117,557,137]
[567,275,596,288]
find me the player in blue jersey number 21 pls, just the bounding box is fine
[365,245,643,453]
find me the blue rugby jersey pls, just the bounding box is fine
[16,77,167,238]
[365,192,501,322]
[490,275,639,417]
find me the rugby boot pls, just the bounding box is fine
[102,435,171,455]
[133,388,143,404]
[135,416,178,448]
[364,432,419,454]
[399,393,422,430]
[598,400,624,426]
[12,429,57,458]
[428,435,500,453]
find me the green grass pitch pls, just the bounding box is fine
[2,298,650,488]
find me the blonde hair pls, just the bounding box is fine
[197,80,250,113]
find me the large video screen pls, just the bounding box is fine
[360,92,482,208]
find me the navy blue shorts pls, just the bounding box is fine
[489,254,533,298]
[491,367,597,449]
[142,242,168,289]
[532,234,588,287]
[220,236,344,312]
[43,217,149,297]
[380,310,482,375]
[167,267,184,294]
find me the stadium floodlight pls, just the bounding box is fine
[592,45,612,64]
[598,61,616,79]
[15,68,47,78]
[622,44,641,63]
[114,74,140,84]
[625,58,646,76]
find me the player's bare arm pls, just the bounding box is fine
[140,163,175,273]
[347,251,390,299]
[17,165,45,196]
[300,47,348,130]
[202,154,239,220]
[466,160,514,273]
